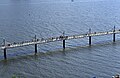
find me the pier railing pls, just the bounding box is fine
[1,26,119,59]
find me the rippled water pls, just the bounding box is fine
[0,0,120,78]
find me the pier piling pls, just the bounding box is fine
[89,36,91,46]
[63,32,65,49]
[35,44,37,54]
[34,35,37,54]
[89,28,92,46]
[63,40,65,49]
[113,26,116,42]
[3,39,7,59]
[4,48,7,60]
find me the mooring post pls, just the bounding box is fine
[113,26,116,42]
[89,28,92,46]
[3,39,7,59]
[63,32,65,49]
[34,35,37,54]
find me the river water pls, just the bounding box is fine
[0,0,120,78]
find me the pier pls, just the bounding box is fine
[1,26,120,59]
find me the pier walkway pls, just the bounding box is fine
[1,27,120,59]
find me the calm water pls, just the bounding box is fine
[0,0,120,78]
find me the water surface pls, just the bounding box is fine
[0,0,120,78]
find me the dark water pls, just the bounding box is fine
[0,0,120,78]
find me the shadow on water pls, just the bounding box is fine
[0,39,120,62]
[71,0,74,2]
[0,48,67,63]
